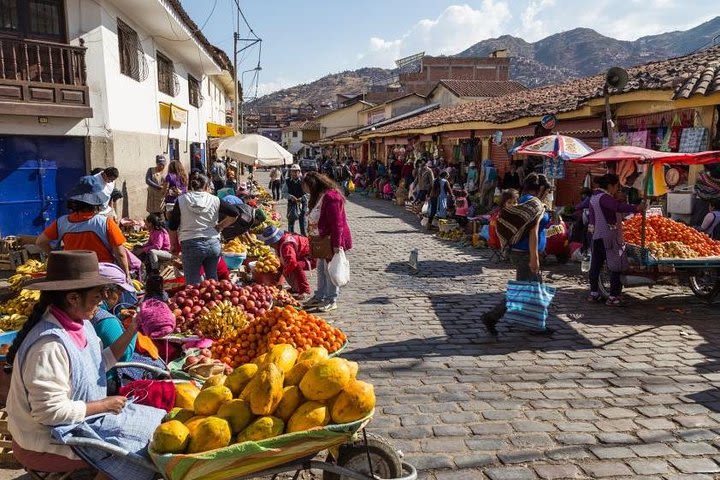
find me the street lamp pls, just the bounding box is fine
[240,66,261,134]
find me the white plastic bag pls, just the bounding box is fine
[421,201,429,215]
[328,249,350,287]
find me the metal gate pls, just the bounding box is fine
[0,135,86,236]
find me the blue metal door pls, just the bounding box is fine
[0,136,86,236]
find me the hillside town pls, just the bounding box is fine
[1,1,720,480]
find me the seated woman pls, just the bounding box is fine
[94,263,164,391]
[133,213,172,273]
[6,251,165,480]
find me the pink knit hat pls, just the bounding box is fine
[137,298,176,338]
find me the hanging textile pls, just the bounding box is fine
[542,157,566,179]
[646,163,668,197]
[678,128,708,153]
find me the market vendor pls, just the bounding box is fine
[36,175,131,281]
[259,226,315,298]
[218,194,267,242]
[5,250,165,480]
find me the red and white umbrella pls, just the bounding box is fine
[515,134,594,160]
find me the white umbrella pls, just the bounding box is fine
[216,134,293,167]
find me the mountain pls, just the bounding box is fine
[246,67,392,114]
[250,17,720,109]
[457,16,720,87]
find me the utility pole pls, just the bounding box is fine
[232,8,240,133]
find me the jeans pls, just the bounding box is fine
[288,210,307,236]
[181,237,221,285]
[589,238,622,297]
[427,197,439,228]
[270,180,281,200]
[314,259,339,304]
[415,189,428,204]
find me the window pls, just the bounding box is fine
[188,75,200,107]
[117,19,140,81]
[1,0,65,41]
[292,131,298,138]
[156,51,175,96]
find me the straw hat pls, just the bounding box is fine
[27,251,115,291]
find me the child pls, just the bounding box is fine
[144,273,169,302]
[488,189,519,251]
[500,189,519,209]
[134,213,172,273]
[382,176,394,200]
[698,200,720,239]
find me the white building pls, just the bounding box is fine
[0,0,236,234]
[281,121,321,158]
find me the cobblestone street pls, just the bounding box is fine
[321,193,720,479]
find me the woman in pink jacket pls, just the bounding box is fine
[302,172,352,312]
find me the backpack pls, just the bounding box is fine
[211,162,225,182]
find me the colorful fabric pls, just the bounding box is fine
[542,158,566,179]
[496,197,545,249]
[49,306,87,349]
[150,414,372,480]
[646,162,668,197]
[678,127,708,153]
[137,298,176,339]
[504,280,556,331]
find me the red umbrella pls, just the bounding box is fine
[570,146,720,165]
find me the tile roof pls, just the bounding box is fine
[434,80,527,98]
[283,120,320,132]
[372,46,720,135]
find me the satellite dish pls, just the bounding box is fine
[606,67,629,90]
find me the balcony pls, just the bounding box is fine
[0,35,92,118]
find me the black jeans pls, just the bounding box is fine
[270,180,281,200]
[486,250,542,321]
[427,197,439,228]
[589,238,622,297]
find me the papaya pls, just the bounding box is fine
[249,363,284,415]
[299,358,352,401]
[152,420,190,454]
[287,401,330,433]
[174,382,201,409]
[284,360,312,386]
[273,386,304,422]
[225,363,258,396]
[236,416,284,443]
[253,353,267,365]
[297,346,329,366]
[165,407,194,424]
[265,344,298,373]
[239,375,258,401]
[331,380,375,423]
[345,360,359,380]
[216,399,254,434]
[184,416,208,435]
[202,374,227,390]
[194,385,233,416]
[186,417,232,453]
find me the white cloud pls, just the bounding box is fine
[357,2,512,68]
[519,0,556,41]
[254,79,291,97]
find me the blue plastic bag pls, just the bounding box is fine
[504,280,556,331]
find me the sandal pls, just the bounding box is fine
[606,296,625,306]
[587,293,603,303]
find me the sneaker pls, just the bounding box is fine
[317,302,337,312]
[303,296,323,307]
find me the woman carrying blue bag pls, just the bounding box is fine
[481,173,556,337]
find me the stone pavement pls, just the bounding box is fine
[318,193,720,479]
[2,184,720,480]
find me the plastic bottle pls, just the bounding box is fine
[581,252,591,273]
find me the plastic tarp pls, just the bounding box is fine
[570,146,720,165]
[149,413,372,480]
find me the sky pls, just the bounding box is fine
[180,0,719,98]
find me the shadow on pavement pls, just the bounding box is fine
[386,260,486,278]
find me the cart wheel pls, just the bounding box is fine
[324,433,403,480]
[689,268,720,302]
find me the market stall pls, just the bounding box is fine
[570,146,720,301]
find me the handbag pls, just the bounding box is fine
[603,228,629,273]
[504,280,556,331]
[309,235,332,259]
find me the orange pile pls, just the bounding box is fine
[211,306,347,367]
[623,214,720,258]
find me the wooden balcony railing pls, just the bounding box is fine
[0,35,91,117]
[0,35,87,86]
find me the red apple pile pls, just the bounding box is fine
[169,279,273,336]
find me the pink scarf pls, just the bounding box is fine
[50,306,87,349]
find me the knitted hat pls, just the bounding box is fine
[136,298,176,338]
[254,208,267,224]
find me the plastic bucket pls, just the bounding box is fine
[223,253,247,270]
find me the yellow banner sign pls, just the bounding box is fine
[207,122,235,137]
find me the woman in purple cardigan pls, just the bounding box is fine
[302,172,352,312]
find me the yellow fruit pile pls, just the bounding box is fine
[15,259,45,275]
[196,301,249,339]
[437,230,465,241]
[223,238,247,255]
[152,344,375,455]
[0,313,27,332]
[0,289,40,317]
[255,255,280,274]
[123,230,149,250]
[647,241,698,259]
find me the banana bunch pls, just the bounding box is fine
[0,289,41,316]
[248,243,274,259]
[0,313,28,332]
[197,300,249,339]
[132,279,144,292]
[256,186,273,203]
[123,231,149,250]
[7,273,31,291]
[16,259,45,274]
[437,230,465,241]
[223,238,247,255]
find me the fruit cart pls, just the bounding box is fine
[570,146,720,302]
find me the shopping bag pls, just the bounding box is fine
[328,249,350,287]
[421,201,429,215]
[504,280,556,331]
